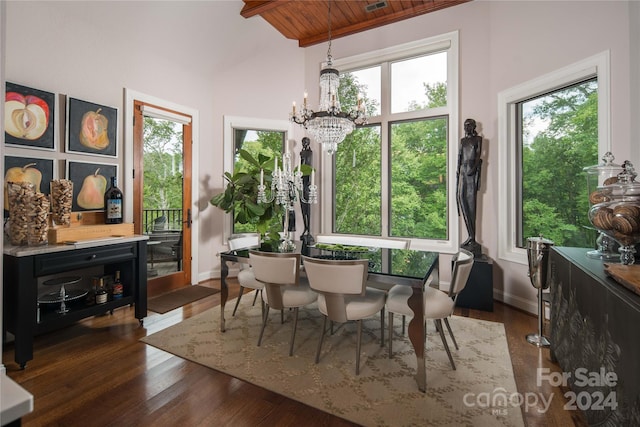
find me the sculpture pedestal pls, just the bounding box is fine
[455,257,494,312]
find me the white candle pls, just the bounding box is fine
[292,101,296,115]
[311,169,315,186]
[274,157,278,172]
[260,169,264,186]
[303,91,308,109]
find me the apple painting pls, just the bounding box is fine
[79,108,110,150]
[3,162,43,207]
[5,92,50,140]
[77,168,107,209]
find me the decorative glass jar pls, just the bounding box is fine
[583,152,623,259]
[589,160,640,264]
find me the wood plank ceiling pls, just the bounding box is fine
[241,0,471,48]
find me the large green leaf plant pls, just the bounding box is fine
[210,149,313,245]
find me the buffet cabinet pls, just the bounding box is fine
[549,247,640,425]
[3,236,148,368]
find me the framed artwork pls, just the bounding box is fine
[4,82,56,150]
[4,155,56,212]
[66,97,118,157]
[66,160,117,212]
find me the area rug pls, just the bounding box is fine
[147,285,219,314]
[142,295,524,426]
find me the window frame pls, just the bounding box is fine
[497,51,610,264]
[222,115,292,242]
[320,31,460,253]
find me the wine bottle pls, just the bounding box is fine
[96,277,108,304]
[104,176,123,224]
[112,270,123,299]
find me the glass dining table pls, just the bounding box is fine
[219,241,439,392]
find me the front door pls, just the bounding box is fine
[133,100,192,296]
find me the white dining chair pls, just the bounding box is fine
[250,251,317,356]
[228,233,262,316]
[385,249,473,370]
[302,256,387,375]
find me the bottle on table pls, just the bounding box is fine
[96,277,108,304]
[104,176,123,224]
[112,270,123,300]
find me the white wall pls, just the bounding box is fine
[3,0,305,282]
[304,0,636,312]
[3,1,638,313]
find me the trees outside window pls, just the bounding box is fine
[519,79,598,248]
[330,38,457,252]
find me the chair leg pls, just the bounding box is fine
[380,307,385,347]
[232,286,245,316]
[257,305,270,347]
[252,289,260,306]
[356,319,363,375]
[443,317,458,350]
[402,315,406,335]
[435,319,456,370]
[315,315,328,364]
[289,307,299,356]
[388,312,394,359]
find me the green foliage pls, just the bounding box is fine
[209,149,282,241]
[334,78,449,240]
[521,80,598,247]
[143,117,183,212]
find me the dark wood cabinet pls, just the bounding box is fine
[549,247,640,425]
[3,237,148,368]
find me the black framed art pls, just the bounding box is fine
[4,82,56,150]
[66,97,118,157]
[3,155,55,212]
[66,160,117,212]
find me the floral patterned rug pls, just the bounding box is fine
[142,295,524,426]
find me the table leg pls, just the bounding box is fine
[220,258,229,332]
[407,285,426,392]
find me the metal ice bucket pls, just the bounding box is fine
[526,236,554,347]
[527,236,554,290]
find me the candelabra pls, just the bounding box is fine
[258,151,318,252]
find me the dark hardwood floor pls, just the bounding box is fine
[3,279,588,426]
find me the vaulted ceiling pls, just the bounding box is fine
[241,0,471,47]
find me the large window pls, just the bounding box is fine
[326,32,459,252]
[222,116,290,240]
[517,79,598,248]
[498,52,610,264]
[232,128,284,234]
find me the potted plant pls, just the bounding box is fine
[209,149,282,245]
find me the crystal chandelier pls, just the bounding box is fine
[258,150,318,251]
[290,0,367,155]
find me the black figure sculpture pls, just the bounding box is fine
[456,118,483,257]
[299,137,314,245]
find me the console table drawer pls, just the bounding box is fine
[34,243,137,276]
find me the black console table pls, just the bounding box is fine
[549,247,640,425]
[3,236,148,368]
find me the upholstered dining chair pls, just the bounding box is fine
[302,256,387,375]
[249,251,317,356]
[228,233,262,316]
[385,249,474,370]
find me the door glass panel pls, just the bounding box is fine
[143,116,184,278]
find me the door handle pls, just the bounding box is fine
[183,208,192,228]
